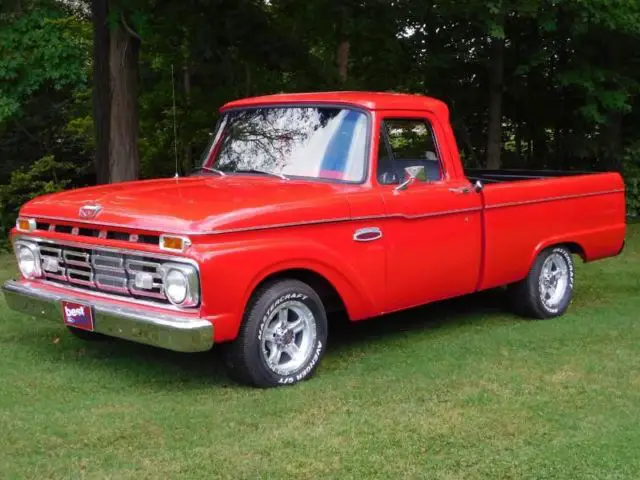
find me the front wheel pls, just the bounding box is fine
[224,279,328,387]
[508,246,575,319]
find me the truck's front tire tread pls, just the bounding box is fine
[224,279,328,388]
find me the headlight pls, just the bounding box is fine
[161,263,199,307]
[15,241,42,279]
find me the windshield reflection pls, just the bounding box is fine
[203,106,368,182]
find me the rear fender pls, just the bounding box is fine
[526,225,625,275]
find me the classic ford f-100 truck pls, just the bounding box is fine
[2,92,626,387]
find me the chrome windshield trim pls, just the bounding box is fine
[211,103,373,185]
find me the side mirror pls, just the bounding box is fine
[473,180,483,193]
[395,166,426,192]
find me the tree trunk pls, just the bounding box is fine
[603,39,623,172]
[108,14,140,183]
[486,36,505,170]
[531,126,548,169]
[336,2,350,84]
[603,110,623,171]
[337,40,349,84]
[515,120,523,164]
[91,0,110,184]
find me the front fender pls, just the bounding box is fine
[191,234,382,342]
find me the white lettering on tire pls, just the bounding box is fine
[277,340,324,384]
[541,248,574,314]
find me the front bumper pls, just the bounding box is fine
[2,280,213,352]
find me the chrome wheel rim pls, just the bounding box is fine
[261,300,317,376]
[539,253,569,309]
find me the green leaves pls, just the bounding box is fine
[0,8,89,124]
[0,154,83,248]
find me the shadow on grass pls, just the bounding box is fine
[8,288,513,388]
[326,287,513,352]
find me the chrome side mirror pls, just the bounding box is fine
[473,180,483,193]
[395,166,426,192]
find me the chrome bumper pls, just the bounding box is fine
[1,280,213,353]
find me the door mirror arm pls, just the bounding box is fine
[394,166,426,192]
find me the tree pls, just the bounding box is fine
[91,0,110,184]
[108,3,140,182]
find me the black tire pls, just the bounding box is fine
[66,326,109,341]
[224,279,328,388]
[508,246,575,319]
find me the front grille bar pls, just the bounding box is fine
[38,242,170,303]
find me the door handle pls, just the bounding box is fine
[450,181,484,194]
[449,186,471,194]
[354,227,383,242]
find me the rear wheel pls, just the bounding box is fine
[508,246,575,319]
[224,279,328,387]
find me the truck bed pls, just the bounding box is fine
[466,169,593,184]
[471,170,626,292]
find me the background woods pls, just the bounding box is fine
[1,0,639,242]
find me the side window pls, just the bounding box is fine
[376,118,442,184]
[376,126,397,185]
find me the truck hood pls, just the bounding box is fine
[20,176,355,234]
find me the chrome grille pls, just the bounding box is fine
[37,242,169,303]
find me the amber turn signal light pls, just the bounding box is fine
[160,234,192,252]
[16,218,36,232]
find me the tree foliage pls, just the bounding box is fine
[1,0,639,245]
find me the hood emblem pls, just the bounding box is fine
[79,204,103,219]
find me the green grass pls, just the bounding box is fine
[1,226,639,479]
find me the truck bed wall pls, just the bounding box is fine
[466,169,593,184]
[477,171,626,291]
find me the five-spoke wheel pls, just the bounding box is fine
[224,279,327,387]
[508,246,575,319]
[261,300,317,376]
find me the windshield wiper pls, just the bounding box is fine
[233,168,289,180]
[195,166,226,176]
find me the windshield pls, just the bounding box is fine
[202,106,368,182]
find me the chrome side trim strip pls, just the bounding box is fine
[27,188,623,236]
[362,206,482,222]
[485,189,625,210]
[209,207,483,235]
[30,208,481,237]
[211,217,352,234]
[1,280,213,353]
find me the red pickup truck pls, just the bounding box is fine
[3,92,626,387]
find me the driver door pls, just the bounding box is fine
[376,113,483,313]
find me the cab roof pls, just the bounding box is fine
[221,91,450,117]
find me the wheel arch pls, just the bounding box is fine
[249,267,349,318]
[528,238,586,274]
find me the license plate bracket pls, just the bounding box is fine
[61,301,95,331]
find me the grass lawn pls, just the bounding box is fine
[0,225,639,479]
